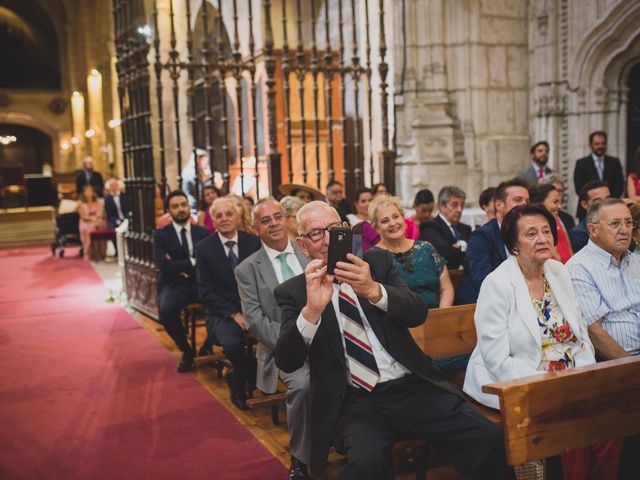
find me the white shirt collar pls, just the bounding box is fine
[438,212,453,227]
[172,221,191,236]
[591,152,604,163]
[218,231,238,246]
[263,240,296,262]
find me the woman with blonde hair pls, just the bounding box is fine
[369,195,454,309]
[279,195,305,241]
[225,193,254,233]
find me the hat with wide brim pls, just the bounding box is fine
[278,183,325,201]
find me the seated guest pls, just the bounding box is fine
[181,148,211,212]
[464,204,621,479]
[456,178,529,304]
[75,156,104,198]
[569,180,610,253]
[104,178,126,229]
[325,180,352,222]
[154,191,210,372]
[78,185,106,259]
[280,195,306,241]
[478,187,496,224]
[408,188,435,231]
[529,183,573,263]
[196,184,221,234]
[196,197,261,410]
[372,181,389,197]
[567,198,640,359]
[628,158,640,202]
[226,193,254,233]
[370,195,453,308]
[235,198,311,480]
[347,187,380,252]
[419,186,471,270]
[278,183,325,204]
[540,175,576,230]
[630,201,640,254]
[274,200,512,480]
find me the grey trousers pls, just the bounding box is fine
[280,364,311,465]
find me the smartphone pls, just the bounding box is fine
[327,227,352,275]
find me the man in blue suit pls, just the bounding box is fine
[104,178,127,229]
[154,190,210,373]
[196,197,261,410]
[456,178,529,305]
[569,180,610,253]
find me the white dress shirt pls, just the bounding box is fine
[263,241,304,283]
[218,231,239,258]
[172,221,196,266]
[296,285,411,382]
[113,194,124,220]
[591,153,605,180]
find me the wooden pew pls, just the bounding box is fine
[448,268,464,292]
[483,355,640,466]
[410,303,476,359]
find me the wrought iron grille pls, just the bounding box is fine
[112,0,394,316]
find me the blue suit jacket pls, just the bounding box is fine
[104,193,127,229]
[569,219,589,254]
[154,223,210,292]
[455,219,507,305]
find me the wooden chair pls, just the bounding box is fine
[180,303,225,378]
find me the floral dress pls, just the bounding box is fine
[533,279,578,372]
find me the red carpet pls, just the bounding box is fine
[0,246,287,480]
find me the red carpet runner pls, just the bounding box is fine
[0,246,286,480]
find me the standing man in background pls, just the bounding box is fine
[573,131,624,220]
[517,141,553,185]
[76,156,104,198]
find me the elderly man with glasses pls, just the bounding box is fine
[567,198,640,360]
[272,200,512,480]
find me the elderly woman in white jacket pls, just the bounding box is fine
[463,203,621,480]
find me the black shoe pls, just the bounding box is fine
[225,371,248,410]
[198,343,213,357]
[288,456,308,480]
[176,353,194,373]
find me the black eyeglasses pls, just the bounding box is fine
[395,252,414,273]
[300,221,343,242]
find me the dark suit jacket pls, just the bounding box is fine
[569,219,589,253]
[419,215,472,270]
[557,210,575,231]
[104,193,127,229]
[455,219,507,305]
[76,170,105,197]
[273,249,460,476]
[573,154,624,217]
[154,223,210,293]
[195,231,261,322]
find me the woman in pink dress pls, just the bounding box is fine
[78,185,106,258]
[196,185,221,234]
[627,158,640,201]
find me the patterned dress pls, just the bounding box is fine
[532,279,578,372]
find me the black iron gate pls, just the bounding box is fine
[112,0,394,316]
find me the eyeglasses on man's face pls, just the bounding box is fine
[300,221,343,242]
[597,219,633,231]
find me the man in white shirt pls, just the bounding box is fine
[273,201,512,480]
[235,198,311,480]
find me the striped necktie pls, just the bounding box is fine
[338,283,380,391]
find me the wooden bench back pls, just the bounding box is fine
[410,304,476,359]
[483,356,640,465]
[448,268,464,291]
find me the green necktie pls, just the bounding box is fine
[276,252,295,282]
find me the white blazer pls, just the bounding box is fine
[463,256,596,409]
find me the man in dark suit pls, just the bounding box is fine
[75,156,105,197]
[456,178,529,305]
[573,131,624,219]
[516,141,552,186]
[419,186,471,270]
[196,197,261,410]
[569,180,610,253]
[274,201,511,480]
[154,190,210,373]
[104,178,127,229]
[235,198,311,480]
